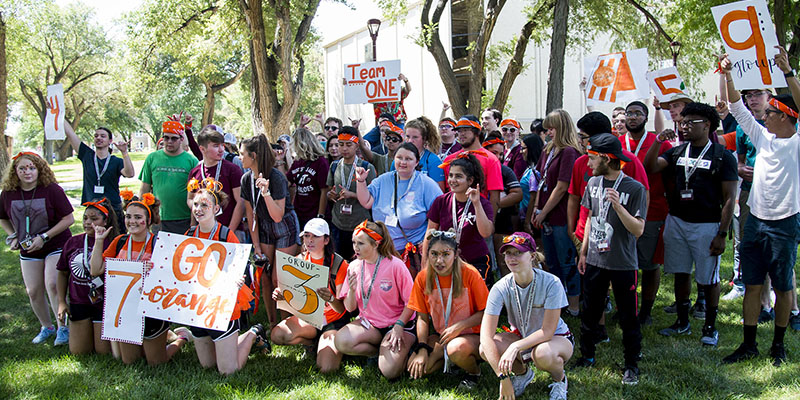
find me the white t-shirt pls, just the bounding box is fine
[730,100,800,220]
[485,268,570,337]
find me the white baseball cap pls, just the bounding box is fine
[301,218,329,237]
[223,132,237,145]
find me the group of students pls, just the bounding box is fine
[1,49,799,399]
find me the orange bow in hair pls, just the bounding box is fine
[120,189,135,201]
[354,220,383,242]
[82,198,109,216]
[12,151,40,161]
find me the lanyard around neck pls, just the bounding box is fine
[126,232,152,261]
[624,133,646,157]
[512,272,537,337]
[598,172,625,223]
[450,193,472,243]
[434,275,455,372]
[683,141,712,189]
[200,161,222,183]
[360,256,384,311]
[94,153,111,185]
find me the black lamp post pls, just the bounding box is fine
[367,18,381,61]
[670,40,682,67]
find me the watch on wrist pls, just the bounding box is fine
[716,230,727,238]
[316,214,324,219]
[785,69,796,78]
[39,232,50,243]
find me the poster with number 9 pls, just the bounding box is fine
[102,259,145,344]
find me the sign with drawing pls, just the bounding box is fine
[275,251,328,329]
[647,67,687,102]
[44,84,65,140]
[584,48,649,105]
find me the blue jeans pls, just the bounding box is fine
[541,224,580,296]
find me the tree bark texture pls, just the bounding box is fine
[545,0,568,113]
[0,12,10,172]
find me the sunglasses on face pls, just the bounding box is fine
[324,126,339,131]
[502,235,528,245]
[163,135,181,142]
[764,108,783,116]
[385,135,403,143]
[501,127,517,133]
[679,119,707,128]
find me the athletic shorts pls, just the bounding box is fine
[663,214,720,285]
[739,213,799,292]
[190,319,241,342]
[637,220,665,270]
[259,210,301,248]
[69,302,103,323]
[143,317,170,340]
[20,249,62,262]
[376,318,417,338]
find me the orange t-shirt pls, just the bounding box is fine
[303,253,349,324]
[103,234,154,261]
[721,132,737,151]
[407,263,489,335]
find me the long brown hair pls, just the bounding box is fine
[424,230,464,299]
[242,134,275,177]
[2,153,58,191]
[86,197,120,239]
[542,109,582,154]
[405,116,441,153]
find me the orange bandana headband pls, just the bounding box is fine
[439,120,455,128]
[12,151,39,161]
[455,119,481,130]
[438,149,484,168]
[338,133,359,143]
[482,138,505,148]
[354,219,383,242]
[82,198,109,216]
[162,121,185,135]
[500,119,521,130]
[587,150,627,168]
[769,98,799,119]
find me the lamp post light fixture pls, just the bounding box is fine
[670,40,682,66]
[367,18,381,61]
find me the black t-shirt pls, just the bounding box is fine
[659,142,737,223]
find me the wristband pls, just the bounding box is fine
[717,230,727,238]
[357,179,366,183]
[316,214,324,219]
[785,69,796,78]
[394,319,405,328]
[655,106,662,110]
[413,342,433,354]
[186,121,192,128]
[40,232,50,243]
[498,373,511,380]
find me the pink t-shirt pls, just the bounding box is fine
[338,255,413,329]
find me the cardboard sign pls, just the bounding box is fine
[344,60,402,105]
[712,0,787,89]
[585,48,649,105]
[647,67,687,102]
[276,251,329,329]
[102,259,146,345]
[139,232,251,331]
[44,84,65,140]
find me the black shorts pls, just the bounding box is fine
[69,302,103,323]
[190,319,241,342]
[377,318,417,338]
[143,317,170,340]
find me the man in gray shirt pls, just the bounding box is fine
[574,133,646,385]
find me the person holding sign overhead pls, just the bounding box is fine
[89,190,189,365]
[183,179,265,375]
[333,220,415,379]
[56,198,119,355]
[270,218,353,373]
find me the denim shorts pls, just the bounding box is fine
[739,213,799,292]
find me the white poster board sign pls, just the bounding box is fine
[584,48,649,106]
[275,251,329,329]
[44,84,65,140]
[343,60,402,105]
[139,232,251,331]
[102,259,145,344]
[711,0,787,89]
[647,67,687,103]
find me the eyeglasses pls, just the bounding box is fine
[162,135,181,142]
[429,250,454,260]
[625,111,645,118]
[744,91,768,99]
[501,127,517,133]
[579,134,590,140]
[427,230,456,240]
[502,235,527,245]
[679,119,707,128]
[764,108,783,116]
[324,126,339,131]
[385,136,403,143]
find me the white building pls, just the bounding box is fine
[323,1,718,133]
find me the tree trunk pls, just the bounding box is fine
[202,82,215,127]
[0,12,9,172]
[545,0,568,113]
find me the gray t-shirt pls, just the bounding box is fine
[580,174,646,270]
[326,158,377,231]
[485,269,569,337]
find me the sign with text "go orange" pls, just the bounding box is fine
[712,0,787,90]
[344,60,402,105]
[140,232,251,331]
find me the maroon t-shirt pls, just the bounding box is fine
[504,144,527,179]
[535,146,580,226]
[427,192,494,262]
[287,157,330,224]
[56,233,112,306]
[0,183,73,258]
[188,159,243,227]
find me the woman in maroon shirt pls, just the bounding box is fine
[0,152,74,345]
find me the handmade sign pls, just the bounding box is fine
[276,251,329,329]
[44,84,66,140]
[139,232,251,331]
[647,67,687,103]
[344,60,402,105]
[102,259,146,344]
[712,0,787,89]
[585,48,649,105]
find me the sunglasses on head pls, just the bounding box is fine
[501,127,517,133]
[502,235,527,245]
[324,126,339,131]
[427,230,456,240]
[385,135,403,143]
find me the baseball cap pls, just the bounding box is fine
[587,133,631,162]
[499,232,537,253]
[224,132,237,145]
[301,218,330,237]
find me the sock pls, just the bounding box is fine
[696,289,706,303]
[677,300,691,326]
[773,325,786,346]
[705,306,718,329]
[792,310,800,317]
[763,306,773,313]
[640,299,655,318]
[743,324,757,347]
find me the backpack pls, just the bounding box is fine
[185,224,232,243]
[224,153,237,163]
[330,159,371,183]
[324,253,346,290]
[114,234,156,256]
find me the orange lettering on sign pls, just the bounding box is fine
[48,96,60,131]
[720,6,770,85]
[654,74,683,95]
[281,264,320,315]
[173,238,225,288]
[106,270,142,328]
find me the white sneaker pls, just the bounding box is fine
[173,327,193,342]
[510,367,535,397]
[722,285,745,301]
[548,375,568,400]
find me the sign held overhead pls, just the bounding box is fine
[344,60,402,105]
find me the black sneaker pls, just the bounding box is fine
[458,374,480,390]
[663,301,677,314]
[658,321,691,337]
[758,308,775,324]
[594,332,610,345]
[722,343,759,364]
[770,343,786,367]
[621,366,639,385]
[572,356,595,368]
[250,324,272,354]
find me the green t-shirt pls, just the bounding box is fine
[139,150,199,221]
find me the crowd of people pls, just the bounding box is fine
[1,49,799,399]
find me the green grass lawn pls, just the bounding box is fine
[51,152,151,184]
[1,220,798,399]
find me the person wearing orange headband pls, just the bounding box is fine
[56,198,119,355]
[500,118,527,178]
[721,48,800,365]
[139,118,199,235]
[333,220,416,379]
[438,118,462,160]
[1,151,75,346]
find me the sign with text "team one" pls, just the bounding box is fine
[344,60,402,105]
